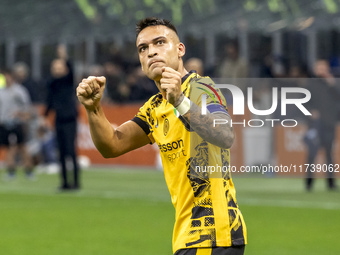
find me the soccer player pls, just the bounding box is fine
[0,68,34,179]
[305,60,339,191]
[77,17,247,255]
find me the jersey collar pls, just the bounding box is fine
[181,70,197,84]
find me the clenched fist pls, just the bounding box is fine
[76,76,106,111]
[160,67,184,106]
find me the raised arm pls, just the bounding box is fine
[178,97,234,149]
[76,76,150,158]
[161,67,234,149]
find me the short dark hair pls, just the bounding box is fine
[136,17,178,37]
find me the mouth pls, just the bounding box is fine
[148,59,164,68]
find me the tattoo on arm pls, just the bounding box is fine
[181,102,235,149]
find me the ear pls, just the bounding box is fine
[178,42,185,58]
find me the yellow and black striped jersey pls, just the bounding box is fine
[132,71,247,254]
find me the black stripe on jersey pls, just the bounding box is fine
[150,93,163,109]
[131,116,150,135]
[174,248,197,255]
[185,228,216,247]
[191,206,214,219]
[182,70,197,84]
[178,115,191,131]
[175,246,245,255]
[212,246,245,255]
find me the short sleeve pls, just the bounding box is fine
[131,102,155,144]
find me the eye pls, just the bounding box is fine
[157,40,165,45]
[139,46,146,53]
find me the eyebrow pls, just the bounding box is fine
[137,36,167,49]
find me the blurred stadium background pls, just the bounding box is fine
[0,0,340,254]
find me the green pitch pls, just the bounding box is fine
[0,167,339,255]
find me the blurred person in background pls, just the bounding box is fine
[0,68,34,179]
[259,54,287,78]
[102,61,127,103]
[127,67,158,102]
[216,41,248,92]
[12,62,45,103]
[86,64,104,78]
[304,59,340,191]
[107,43,125,69]
[288,64,310,79]
[36,121,58,169]
[44,45,80,191]
[25,108,58,172]
[184,57,204,76]
[25,108,43,167]
[277,64,311,121]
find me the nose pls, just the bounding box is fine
[148,44,158,58]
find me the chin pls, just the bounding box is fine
[148,68,163,81]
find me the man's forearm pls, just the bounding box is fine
[181,102,234,149]
[86,105,117,158]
